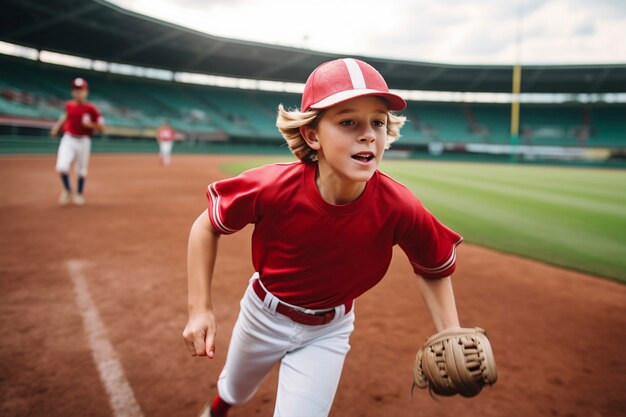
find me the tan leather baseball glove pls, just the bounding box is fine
[413,327,497,397]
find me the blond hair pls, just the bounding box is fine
[276,104,406,162]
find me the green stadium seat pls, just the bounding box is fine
[0,54,623,150]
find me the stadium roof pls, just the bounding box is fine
[2,0,625,94]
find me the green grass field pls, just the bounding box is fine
[222,159,626,283]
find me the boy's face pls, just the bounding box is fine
[310,96,388,183]
[71,88,88,102]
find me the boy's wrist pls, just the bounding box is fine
[188,303,213,315]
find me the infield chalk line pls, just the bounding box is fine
[67,259,145,417]
[196,403,210,417]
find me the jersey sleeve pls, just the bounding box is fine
[61,102,70,130]
[398,201,463,279]
[89,105,103,124]
[206,169,262,235]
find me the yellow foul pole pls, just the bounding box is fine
[510,63,522,159]
[510,6,523,162]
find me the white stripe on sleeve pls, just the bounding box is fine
[207,183,237,234]
[410,238,463,275]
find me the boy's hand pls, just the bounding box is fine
[81,113,93,127]
[183,310,217,359]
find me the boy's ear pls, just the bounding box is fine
[300,126,321,150]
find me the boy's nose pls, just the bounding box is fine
[358,129,376,143]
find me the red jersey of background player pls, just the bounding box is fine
[207,161,463,310]
[63,101,102,137]
[157,124,176,142]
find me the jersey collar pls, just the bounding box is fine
[303,161,378,216]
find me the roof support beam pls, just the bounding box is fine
[4,0,101,39]
[464,69,492,92]
[114,31,183,60]
[255,53,310,78]
[589,67,611,93]
[183,42,226,70]
[415,67,447,89]
[523,69,544,92]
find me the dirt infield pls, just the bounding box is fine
[1,154,625,417]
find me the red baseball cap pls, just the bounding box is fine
[301,58,406,112]
[71,77,88,90]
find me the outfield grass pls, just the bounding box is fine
[222,159,626,283]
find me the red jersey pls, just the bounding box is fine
[63,100,102,137]
[207,161,462,309]
[157,126,175,142]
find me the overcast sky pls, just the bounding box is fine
[109,0,625,65]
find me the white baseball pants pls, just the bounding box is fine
[56,133,91,176]
[217,275,355,417]
[159,141,173,165]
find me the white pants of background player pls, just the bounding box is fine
[159,141,173,165]
[217,274,355,417]
[55,133,91,176]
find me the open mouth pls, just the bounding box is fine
[351,152,375,162]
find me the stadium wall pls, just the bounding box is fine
[1,54,624,166]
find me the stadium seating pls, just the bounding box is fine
[0,54,624,150]
[469,105,511,143]
[410,103,471,142]
[588,105,626,147]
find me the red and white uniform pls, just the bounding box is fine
[63,101,102,137]
[55,100,102,176]
[206,161,462,416]
[157,125,175,142]
[208,161,462,307]
[156,125,176,165]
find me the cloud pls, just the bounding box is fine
[109,0,626,64]
[569,0,626,18]
[158,0,249,8]
[574,22,595,37]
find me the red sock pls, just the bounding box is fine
[210,395,231,417]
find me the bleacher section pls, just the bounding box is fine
[0,55,624,149]
[469,105,511,143]
[589,106,626,147]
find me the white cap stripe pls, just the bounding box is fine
[343,58,366,89]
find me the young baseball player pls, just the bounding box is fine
[183,58,463,417]
[50,77,104,205]
[156,120,176,165]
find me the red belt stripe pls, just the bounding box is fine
[252,279,352,326]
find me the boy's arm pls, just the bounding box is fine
[412,275,499,397]
[82,113,105,133]
[91,119,105,133]
[415,275,460,332]
[183,209,221,359]
[50,113,67,137]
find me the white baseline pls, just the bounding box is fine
[67,260,144,417]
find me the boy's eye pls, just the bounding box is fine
[373,120,386,127]
[340,120,355,127]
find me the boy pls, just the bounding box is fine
[183,58,463,417]
[156,120,176,166]
[50,77,104,205]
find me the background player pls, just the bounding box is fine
[50,77,104,205]
[183,58,463,417]
[156,120,176,165]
